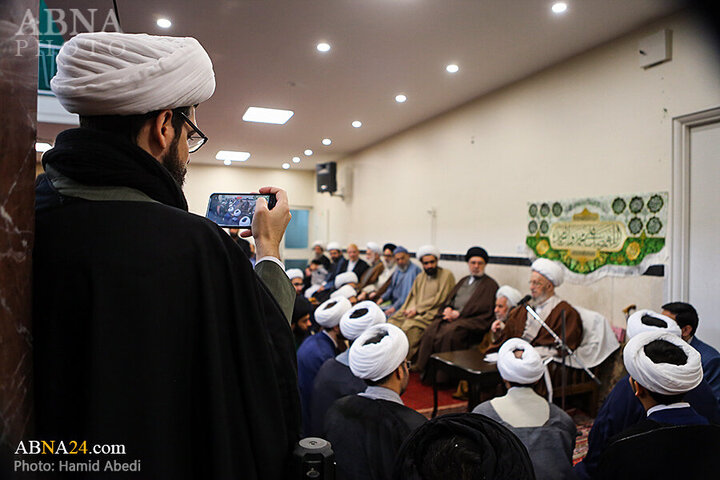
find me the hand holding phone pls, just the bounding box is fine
[205,192,277,228]
[244,186,291,260]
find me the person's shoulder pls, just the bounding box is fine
[481,274,499,288]
[439,267,455,280]
[554,299,580,317]
[548,403,576,430]
[297,333,320,354]
[693,337,720,358]
[377,400,427,425]
[608,419,661,445]
[317,357,341,375]
[471,399,495,416]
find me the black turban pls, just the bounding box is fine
[465,246,489,263]
[383,243,397,253]
[292,295,313,325]
[394,413,535,480]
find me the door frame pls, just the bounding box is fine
[670,106,720,301]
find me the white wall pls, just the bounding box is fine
[313,13,720,329]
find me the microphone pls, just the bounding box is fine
[518,294,532,305]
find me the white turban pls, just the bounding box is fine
[331,285,357,300]
[417,245,440,261]
[335,272,358,289]
[312,240,325,249]
[51,33,215,115]
[531,258,564,287]
[315,297,352,328]
[496,285,523,308]
[286,268,304,281]
[626,309,681,339]
[623,331,702,396]
[340,301,386,341]
[304,284,320,300]
[349,324,408,381]
[327,241,341,252]
[366,242,382,254]
[497,338,545,385]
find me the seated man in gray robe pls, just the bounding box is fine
[323,324,427,480]
[473,338,576,480]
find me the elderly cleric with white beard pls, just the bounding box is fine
[488,258,583,356]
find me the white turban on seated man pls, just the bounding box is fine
[596,331,712,479]
[473,338,577,480]
[324,324,427,480]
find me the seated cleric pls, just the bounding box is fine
[473,338,576,480]
[33,32,299,479]
[489,258,583,357]
[597,331,713,479]
[414,246,498,374]
[323,324,427,480]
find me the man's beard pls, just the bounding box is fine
[495,312,507,323]
[424,267,438,277]
[161,137,187,187]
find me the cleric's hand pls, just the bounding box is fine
[243,186,290,260]
[491,319,505,333]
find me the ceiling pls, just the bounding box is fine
[40,0,685,170]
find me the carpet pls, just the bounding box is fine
[403,372,467,419]
[569,409,594,464]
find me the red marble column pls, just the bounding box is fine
[0,0,38,470]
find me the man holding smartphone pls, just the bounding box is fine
[33,32,299,479]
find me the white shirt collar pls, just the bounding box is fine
[647,402,691,416]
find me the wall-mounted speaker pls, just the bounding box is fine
[316,162,337,193]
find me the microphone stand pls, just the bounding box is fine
[525,305,601,386]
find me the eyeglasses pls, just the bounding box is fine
[178,111,208,153]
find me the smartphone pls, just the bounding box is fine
[205,193,277,228]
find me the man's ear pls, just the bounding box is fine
[150,110,175,150]
[630,378,647,398]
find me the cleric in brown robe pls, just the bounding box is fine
[489,258,583,356]
[413,247,498,372]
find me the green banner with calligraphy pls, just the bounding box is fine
[526,192,668,284]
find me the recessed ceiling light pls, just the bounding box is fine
[292,156,301,163]
[551,2,568,14]
[322,138,332,146]
[35,142,52,152]
[352,120,362,128]
[446,64,459,73]
[223,159,232,166]
[316,42,331,52]
[242,107,294,125]
[304,149,313,156]
[282,163,291,170]
[216,150,251,162]
[156,18,172,28]
[395,94,407,103]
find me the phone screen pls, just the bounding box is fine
[205,193,276,228]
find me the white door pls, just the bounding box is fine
[688,121,720,347]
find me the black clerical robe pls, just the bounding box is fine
[324,395,427,480]
[308,357,367,437]
[33,129,300,479]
